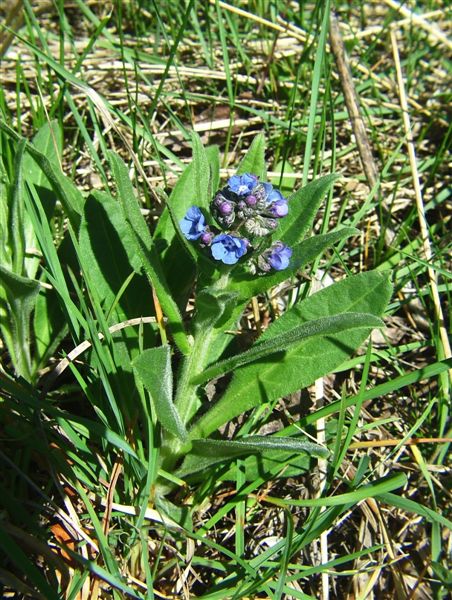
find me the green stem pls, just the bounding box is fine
[163,271,231,464]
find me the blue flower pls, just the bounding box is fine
[211,234,249,265]
[227,173,258,196]
[262,183,288,217]
[179,206,206,240]
[265,241,292,271]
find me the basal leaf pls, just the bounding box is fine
[191,131,210,210]
[176,438,314,483]
[33,283,68,372]
[9,140,27,276]
[0,120,83,231]
[22,120,62,189]
[78,191,150,321]
[152,144,219,305]
[190,271,392,439]
[192,436,328,458]
[108,151,190,354]
[133,346,187,441]
[0,266,40,380]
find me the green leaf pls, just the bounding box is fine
[108,151,190,354]
[33,283,68,371]
[0,266,40,380]
[229,227,358,302]
[0,161,10,269]
[176,439,314,482]
[193,287,239,330]
[9,140,27,276]
[153,144,220,305]
[272,159,297,195]
[192,436,328,458]
[78,191,150,321]
[207,144,220,198]
[22,119,62,189]
[190,271,392,439]
[220,448,311,483]
[191,312,383,385]
[236,133,266,179]
[133,346,187,441]
[191,131,211,210]
[278,174,339,246]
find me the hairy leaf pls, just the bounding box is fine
[0,266,40,380]
[278,174,339,246]
[190,271,392,438]
[176,436,320,482]
[191,312,383,385]
[78,191,150,321]
[229,226,358,301]
[192,436,328,458]
[236,133,266,180]
[133,346,187,441]
[108,151,190,354]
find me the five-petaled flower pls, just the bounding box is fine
[227,173,258,196]
[211,234,249,265]
[261,241,292,271]
[179,206,206,240]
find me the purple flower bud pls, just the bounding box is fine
[200,231,214,245]
[179,206,206,240]
[246,194,257,206]
[211,234,248,265]
[219,201,233,215]
[269,198,289,218]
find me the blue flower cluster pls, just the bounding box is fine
[179,173,292,270]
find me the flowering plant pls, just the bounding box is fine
[1,123,390,519]
[179,172,292,271]
[124,133,391,499]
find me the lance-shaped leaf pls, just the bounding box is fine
[190,131,211,210]
[192,436,328,458]
[133,346,187,441]
[108,151,190,354]
[0,266,40,380]
[176,436,325,480]
[236,133,266,180]
[191,312,383,386]
[190,271,392,439]
[193,288,239,330]
[153,141,219,303]
[78,191,151,322]
[278,174,339,246]
[22,121,61,279]
[177,448,311,482]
